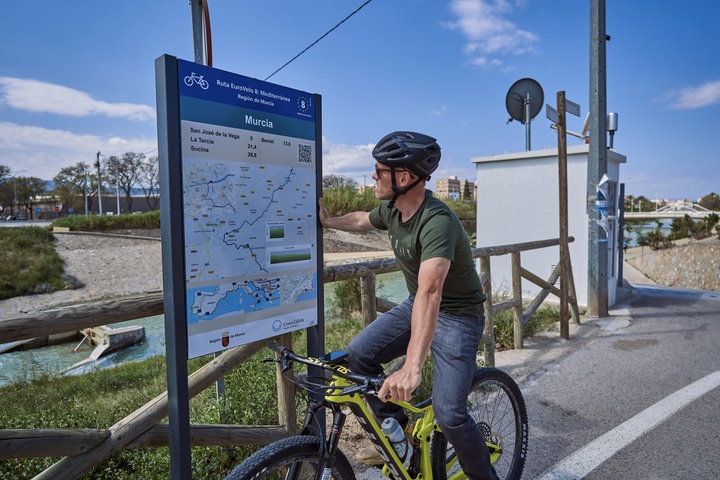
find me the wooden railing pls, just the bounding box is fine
[0,236,577,478]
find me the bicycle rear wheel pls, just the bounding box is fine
[225,435,356,480]
[431,368,528,480]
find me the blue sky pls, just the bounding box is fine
[1,0,718,201]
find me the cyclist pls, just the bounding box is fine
[318,131,498,480]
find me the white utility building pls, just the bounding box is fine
[472,144,626,307]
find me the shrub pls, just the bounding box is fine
[0,227,70,300]
[51,211,161,232]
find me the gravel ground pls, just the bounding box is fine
[0,231,163,317]
[0,229,390,318]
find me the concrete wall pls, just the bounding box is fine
[472,144,626,307]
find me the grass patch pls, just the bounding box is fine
[492,301,563,350]
[0,226,79,300]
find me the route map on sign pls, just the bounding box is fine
[174,58,320,358]
[183,154,317,323]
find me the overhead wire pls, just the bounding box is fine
[264,0,374,81]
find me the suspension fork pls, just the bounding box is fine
[313,406,347,480]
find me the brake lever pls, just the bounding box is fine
[263,356,293,372]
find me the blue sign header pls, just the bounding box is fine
[177,59,315,122]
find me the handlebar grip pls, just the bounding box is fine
[266,340,286,354]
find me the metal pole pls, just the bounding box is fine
[191,0,205,64]
[617,182,625,287]
[525,93,532,151]
[97,152,103,215]
[190,0,227,425]
[84,171,89,216]
[116,183,121,215]
[587,0,608,317]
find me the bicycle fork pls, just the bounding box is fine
[298,400,348,480]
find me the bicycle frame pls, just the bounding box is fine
[271,344,507,480]
[292,354,445,480]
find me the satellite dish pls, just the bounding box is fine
[505,78,544,150]
[506,78,544,123]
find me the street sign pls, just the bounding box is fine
[68,207,74,213]
[546,104,558,124]
[53,205,61,213]
[565,99,581,117]
[35,207,42,213]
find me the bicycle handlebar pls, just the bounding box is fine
[267,341,384,394]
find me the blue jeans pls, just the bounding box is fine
[347,297,498,480]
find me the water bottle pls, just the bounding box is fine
[381,417,408,462]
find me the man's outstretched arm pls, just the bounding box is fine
[318,198,376,232]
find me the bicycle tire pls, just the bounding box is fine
[430,368,528,480]
[225,435,356,480]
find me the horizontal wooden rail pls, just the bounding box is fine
[0,424,288,459]
[0,237,571,345]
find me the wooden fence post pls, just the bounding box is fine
[479,256,495,367]
[276,333,297,435]
[511,252,523,349]
[360,273,377,327]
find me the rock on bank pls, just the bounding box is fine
[626,241,720,291]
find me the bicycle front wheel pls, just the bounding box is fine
[225,435,356,480]
[431,368,528,480]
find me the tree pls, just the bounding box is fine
[53,162,96,214]
[462,179,472,200]
[139,156,160,210]
[104,152,145,212]
[699,192,720,211]
[0,164,11,215]
[322,174,357,190]
[15,176,46,219]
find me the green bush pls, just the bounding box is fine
[51,211,161,231]
[0,227,73,300]
[321,185,380,216]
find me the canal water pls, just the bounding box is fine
[624,220,672,247]
[0,272,409,387]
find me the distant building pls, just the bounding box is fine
[435,176,476,201]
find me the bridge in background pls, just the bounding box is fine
[624,201,714,220]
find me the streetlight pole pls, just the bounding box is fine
[96,152,103,215]
[84,168,89,216]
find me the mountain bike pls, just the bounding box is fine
[225,340,528,480]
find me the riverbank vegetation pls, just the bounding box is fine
[51,210,161,231]
[628,213,720,251]
[0,226,78,300]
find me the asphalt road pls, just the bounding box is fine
[505,278,720,479]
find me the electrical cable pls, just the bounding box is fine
[264,0,374,81]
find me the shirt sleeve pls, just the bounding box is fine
[419,211,457,263]
[368,203,388,230]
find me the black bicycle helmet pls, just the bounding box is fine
[372,131,441,181]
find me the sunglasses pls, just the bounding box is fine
[374,166,414,177]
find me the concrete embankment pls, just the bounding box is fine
[625,239,720,291]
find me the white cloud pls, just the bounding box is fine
[321,137,375,183]
[0,77,155,121]
[0,121,156,179]
[668,80,720,110]
[444,0,538,66]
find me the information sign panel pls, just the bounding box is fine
[166,58,321,358]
